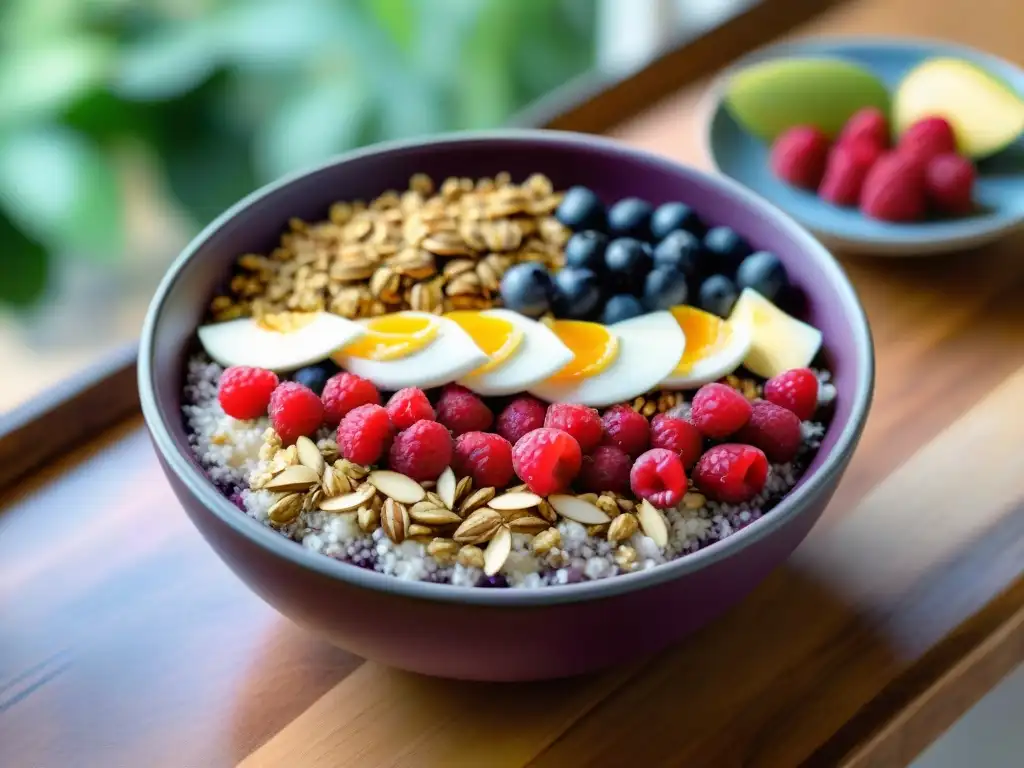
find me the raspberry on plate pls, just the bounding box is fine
[650,413,703,469]
[385,387,434,431]
[898,116,957,162]
[337,404,394,465]
[836,107,890,150]
[452,432,514,488]
[388,420,453,482]
[693,444,769,504]
[600,404,650,458]
[268,381,324,444]
[495,396,547,445]
[860,150,928,223]
[925,153,976,215]
[321,372,380,426]
[218,366,279,420]
[818,138,883,207]
[770,125,831,190]
[735,400,803,463]
[544,403,603,453]
[629,448,686,509]
[764,368,818,421]
[577,445,631,494]
[690,382,752,438]
[436,384,493,436]
[512,427,582,496]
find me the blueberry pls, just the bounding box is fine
[555,186,606,232]
[500,262,553,318]
[602,294,645,325]
[736,250,788,302]
[564,230,608,272]
[643,267,689,311]
[551,267,602,319]
[702,226,752,275]
[293,362,338,395]
[698,274,739,318]
[652,230,703,277]
[650,202,705,240]
[607,197,654,240]
[604,237,651,275]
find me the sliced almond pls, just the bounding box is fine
[381,498,410,543]
[488,491,542,511]
[436,467,457,510]
[319,482,376,512]
[367,470,426,505]
[264,464,320,492]
[508,515,549,534]
[426,491,447,509]
[268,493,303,525]
[537,499,557,524]
[483,526,512,576]
[409,507,462,526]
[295,436,325,475]
[453,508,503,545]
[548,494,611,525]
[454,475,473,506]
[637,499,669,548]
[459,486,495,516]
[407,524,433,539]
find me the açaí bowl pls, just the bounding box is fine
[138,130,874,681]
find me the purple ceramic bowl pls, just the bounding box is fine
[139,130,874,681]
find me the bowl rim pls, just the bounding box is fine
[698,34,1024,254]
[138,128,875,607]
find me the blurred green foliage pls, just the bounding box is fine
[0,0,596,307]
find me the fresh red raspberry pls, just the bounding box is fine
[925,153,976,215]
[629,448,686,509]
[693,444,769,504]
[385,387,434,430]
[337,404,393,465]
[898,116,957,162]
[495,396,547,445]
[577,445,632,494]
[544,403,603,453]
[764,368,818,421]
[818,138,883,206]
[452,432,514,488]
[860,150,928,222]
[436,384,493,436]
[650,413,703,469]
[600,405,650,458]
[735,400,803,463]
[837,107,890,150]
[511,427,582,496]
[321,372,380,426]
[770,125,831,190]
[388,420,453,482]
[218,366,279,420]
[268,382,324,444]
[690,383,752,438]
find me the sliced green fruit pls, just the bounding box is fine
[724,57,890,141]
[894,57,1024,158]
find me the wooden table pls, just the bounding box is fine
[3,0,1023,765]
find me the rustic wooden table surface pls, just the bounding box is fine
[3,0,1024,766]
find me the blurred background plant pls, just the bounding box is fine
[0,0,597,310]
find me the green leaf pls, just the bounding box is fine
[0,127,124,261]
[114,24,219,101]
[0,209,49,308]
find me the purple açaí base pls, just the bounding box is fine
[140,131,873,681]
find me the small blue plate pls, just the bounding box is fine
[703,37,1024,256]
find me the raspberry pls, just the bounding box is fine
[629,448,686,509]
[837,107,890,150]
[495,396,547,445]
[544,403,603,453]
[764,368,818,421]
[388,420,453,482]
[452,432,514,488]
[925,153,975,215]
[321,373,380,426]
[435,384,493,436]
[511,427,582,496]
[690,383,752,438]
[735,400,802,463]
[218,366,279,420]
[385,387,434,430]
[693,444,769,504]
[650,413,703,469]
[337,404,393,465]
[818,138,883,206]
[600,405,650,458]
[859,151,928,223]
[770,125,831,190]
[898,116,957,162]
[577,445,632,494]
[268,382,324,444]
